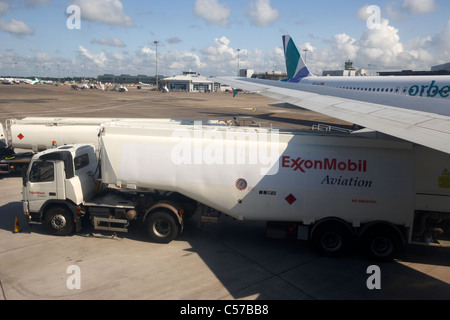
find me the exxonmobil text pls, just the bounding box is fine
[282,156,367,173]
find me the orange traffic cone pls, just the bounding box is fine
[13,217,22,233]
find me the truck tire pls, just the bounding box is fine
[311,223,350,257]
[145,211,179,244]
[362,226,402,262]
[44,206,74,236]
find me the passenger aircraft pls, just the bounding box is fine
[215,35,450,154]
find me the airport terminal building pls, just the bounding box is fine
[163,71,217,92]
[97,71,220,92]
[97,74,159,84]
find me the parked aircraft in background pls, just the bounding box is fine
[215,35,450,154]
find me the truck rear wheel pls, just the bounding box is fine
[44,206,74,236]
[145,211,179,244]
[311,223,350,257]
[362,226,402,262]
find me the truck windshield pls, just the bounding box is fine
[74,153,89,171]
[29,161,54,183]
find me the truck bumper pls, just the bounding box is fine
[22,201,30,223]
[0,162,11,173]
[22,201,41,225]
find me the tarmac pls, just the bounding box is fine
[0,84,449,302]
[0,83,353,130]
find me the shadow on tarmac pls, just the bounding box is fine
[200,110,355,131]
[1,200,450,300]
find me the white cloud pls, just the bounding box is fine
[438,20,450,53]
[359,19,404,63]
[0,18,34,37]
[356,5,371,20]
[78,45,108,67]
[91,37,126,48]
[199,36,236,73]
[315,6,416,70]
[34,50,52,62]
[428,20,450,58]
[167,51,203,72]
[202,36,235,57]
[401,0,437,15]
[247,0,279,27]
[3,10,448,79]
[254,46,285,72]
[134,44,204,75]
[326,18,410,70]
[302,11,450,73]
[386,0,437,21]
[332,33,359,61]
[70,0,133,27]
[140,46,155,56]
[400,20,450,69]
[193,0,230,27]
[198,36,286,75]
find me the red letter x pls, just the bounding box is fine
[291,158,305,172]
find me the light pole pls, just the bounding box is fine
[237,48,240,77]
[303,49,308,64]
[154,40,160,89]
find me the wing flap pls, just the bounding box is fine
[418,118,450,134]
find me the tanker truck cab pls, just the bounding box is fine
[23,144,98,234]
[22,143,189,241]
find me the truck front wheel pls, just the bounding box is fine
[44,206,74,236]
[145,211,179,244]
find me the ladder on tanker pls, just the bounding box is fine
[5,119,13,148]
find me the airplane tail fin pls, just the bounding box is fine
[282,35,313,82]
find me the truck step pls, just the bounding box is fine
[200,215,219,223]
[93,217,128,233]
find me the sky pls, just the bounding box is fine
[0,0,449,78]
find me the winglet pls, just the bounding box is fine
[282,35,313,83]
[232,88,239,97]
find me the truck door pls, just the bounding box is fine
[24,160,65,213]
[0,123,5,147]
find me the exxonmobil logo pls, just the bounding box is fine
[282,156,367,173]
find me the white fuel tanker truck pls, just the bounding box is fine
[21,120,450,261]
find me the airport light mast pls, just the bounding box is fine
[237,48,240,77]
[154,40,160,89]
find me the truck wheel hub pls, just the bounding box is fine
[321,232,342,251]
[51,215,67,230]
[371,236,393,257]
[153,220,171,237]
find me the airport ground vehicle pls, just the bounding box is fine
[0,118,103,173]
[0,117,205,173]
[22,121,450,260]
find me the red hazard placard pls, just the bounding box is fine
[17,133,24,140]
[285,194,297,205]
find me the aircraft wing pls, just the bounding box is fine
[215,76,450,154]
